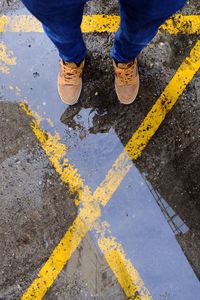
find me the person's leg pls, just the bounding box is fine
[112,0,186,105]
[21,0,86,63]
[21,0,87,105]
[112,0,186,63]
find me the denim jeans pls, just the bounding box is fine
[21,0,186,63]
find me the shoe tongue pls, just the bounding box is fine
[118,62,134,69]
[64,61,77,68]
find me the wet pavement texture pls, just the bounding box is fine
[0,0,200,299]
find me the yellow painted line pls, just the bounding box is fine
[0,14,199,34]
[94,220,151,300]
[19,103,91,202]
[161,14,200,35]
[0,16,8,32]
[125,40,200,160]
[100,239,146,300]
[20,103,150,300]
[20,203,101,299]
[0,41,16,74]
[20,41,200,299]
[92,151,132,207]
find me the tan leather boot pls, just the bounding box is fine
[57,60,85,105]
[113,59,139,105]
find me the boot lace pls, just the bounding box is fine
[61,62,82,85]
[116,62,138,85]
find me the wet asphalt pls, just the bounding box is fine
[0,0,200,299]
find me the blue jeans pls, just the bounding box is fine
[21,0,186,63]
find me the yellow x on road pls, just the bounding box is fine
[1,13,200,300]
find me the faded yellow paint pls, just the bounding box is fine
[46,117,54,128]
[0,15,8,32]
[93,151,132,207]
[0,14,200,34]
[15,86,21,96]
[1,15,43,32]
[20,40,200,300]
[0,42,16,74]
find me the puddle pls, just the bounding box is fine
[0,6,200,300]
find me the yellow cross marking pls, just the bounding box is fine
[20,40,200,299]
[1,13,199,300]
[19,104,150,300]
